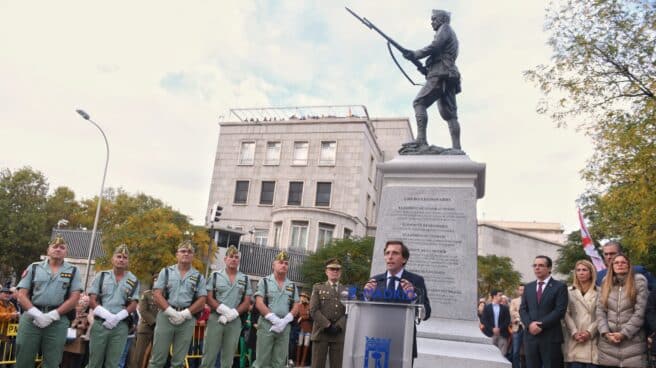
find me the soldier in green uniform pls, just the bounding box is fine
[253,251,300,368]
[310,258,347,368]
[199,245,252,368]
[130,273,159,368]
[87,244,140,368]
[15,234,82,368]
[148,241,207,368]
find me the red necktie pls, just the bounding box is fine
[537,281,544,303]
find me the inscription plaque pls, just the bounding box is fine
[372,186,478,321]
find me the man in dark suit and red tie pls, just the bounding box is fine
[519,255,568,368]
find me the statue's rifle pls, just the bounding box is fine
[345,7,426,86]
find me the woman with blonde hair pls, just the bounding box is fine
[596,254,648,367]
[564,259,599,368]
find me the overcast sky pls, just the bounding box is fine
[0,1,592,233]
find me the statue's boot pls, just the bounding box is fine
[447,119,461,150]
[414,116,428,146]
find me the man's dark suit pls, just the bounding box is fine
[480,303,511,338]
[519,278,568,368]
[369,269,431,358]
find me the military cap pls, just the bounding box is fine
[299,291,310,298]
[274,250,289,262]
[177,240,195,253]
[325,258,342,269]
[226,245,239,257]
[49,233,67,247]
[432,9,451,22]
[114,244,129,256]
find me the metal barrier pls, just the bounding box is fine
[0,320,43,366]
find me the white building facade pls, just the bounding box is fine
[206,106,413,253]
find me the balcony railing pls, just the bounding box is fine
[238,242,309,283]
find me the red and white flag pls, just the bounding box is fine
[578,208,606,271]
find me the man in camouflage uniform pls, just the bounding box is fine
[15,234,82,368]
[253,251,300,368]
[148,241,207,368]
[310,258,347,368]
[200,245,252,368]
[88,244,140,368]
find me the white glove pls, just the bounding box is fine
[103,315,119,329]
[93,305,113,320]
[115,309,129,321]
[269,321,286,334]
[164,307,185,325]
[28,307,50,328]
[264,313,281,324]
[218,315,229,325]
[281,313,294,324]
[216,304,232,315]
[226,308,240,322]
[180,309,193,320]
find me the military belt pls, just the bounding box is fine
[34,305,58,312]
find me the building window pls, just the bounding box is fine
[234,181,249,204]
[315,182,332,207]
[369,155,375,181]
[238,142,255,165]
[319,141,336,165]
[317,223,335,248]
[254,229,268,246]
[343,228,352,239]
[292,141,309,165]
[260,181,275,205]
[290,221,309,249]
[265,141,281,165]
[366,194,371,222]
[287,182,303,206]
[273,222,282,247]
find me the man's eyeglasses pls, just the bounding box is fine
[532,264,548,268]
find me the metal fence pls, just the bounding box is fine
[238,243,309,283]
[0,320,42,366]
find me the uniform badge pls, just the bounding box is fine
[60,272,73,279]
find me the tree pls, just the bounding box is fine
[554,231,594,284]
[477,255,522,298]
[0,167,50,280]
[300,237,374,292]
[526,0,656,271]
[94,200,210,282]
[45,186,82,233]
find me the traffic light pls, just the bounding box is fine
[211,203,223,223]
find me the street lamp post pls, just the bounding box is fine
[76,109,109,290]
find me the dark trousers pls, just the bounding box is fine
[524,338,562,368]
[512,329,524,368]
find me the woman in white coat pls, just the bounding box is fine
[564,259,599,368]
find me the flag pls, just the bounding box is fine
[578,208,606,271]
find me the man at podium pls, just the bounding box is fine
[363,240,431,360]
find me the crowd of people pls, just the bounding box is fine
[478,241,656,368]
[2,237,433,368]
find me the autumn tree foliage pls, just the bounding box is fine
[526,0,656,270]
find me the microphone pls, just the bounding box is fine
[76,109,90,120]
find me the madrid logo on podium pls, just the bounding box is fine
[364,336,391,368]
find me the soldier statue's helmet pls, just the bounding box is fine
[324,258,342,269]
[226,245,239,257]
[177,240,195,253]
[114,244,129,256]
[432,9,451,23]
[49,233,67,247]
[274,250,289,262]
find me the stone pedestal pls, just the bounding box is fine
[374,155,510,367]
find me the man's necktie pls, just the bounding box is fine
[537,281,544,303]
[387,276,398,291]
[333,283,338,293]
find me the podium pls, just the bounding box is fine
[342,300,421,368]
